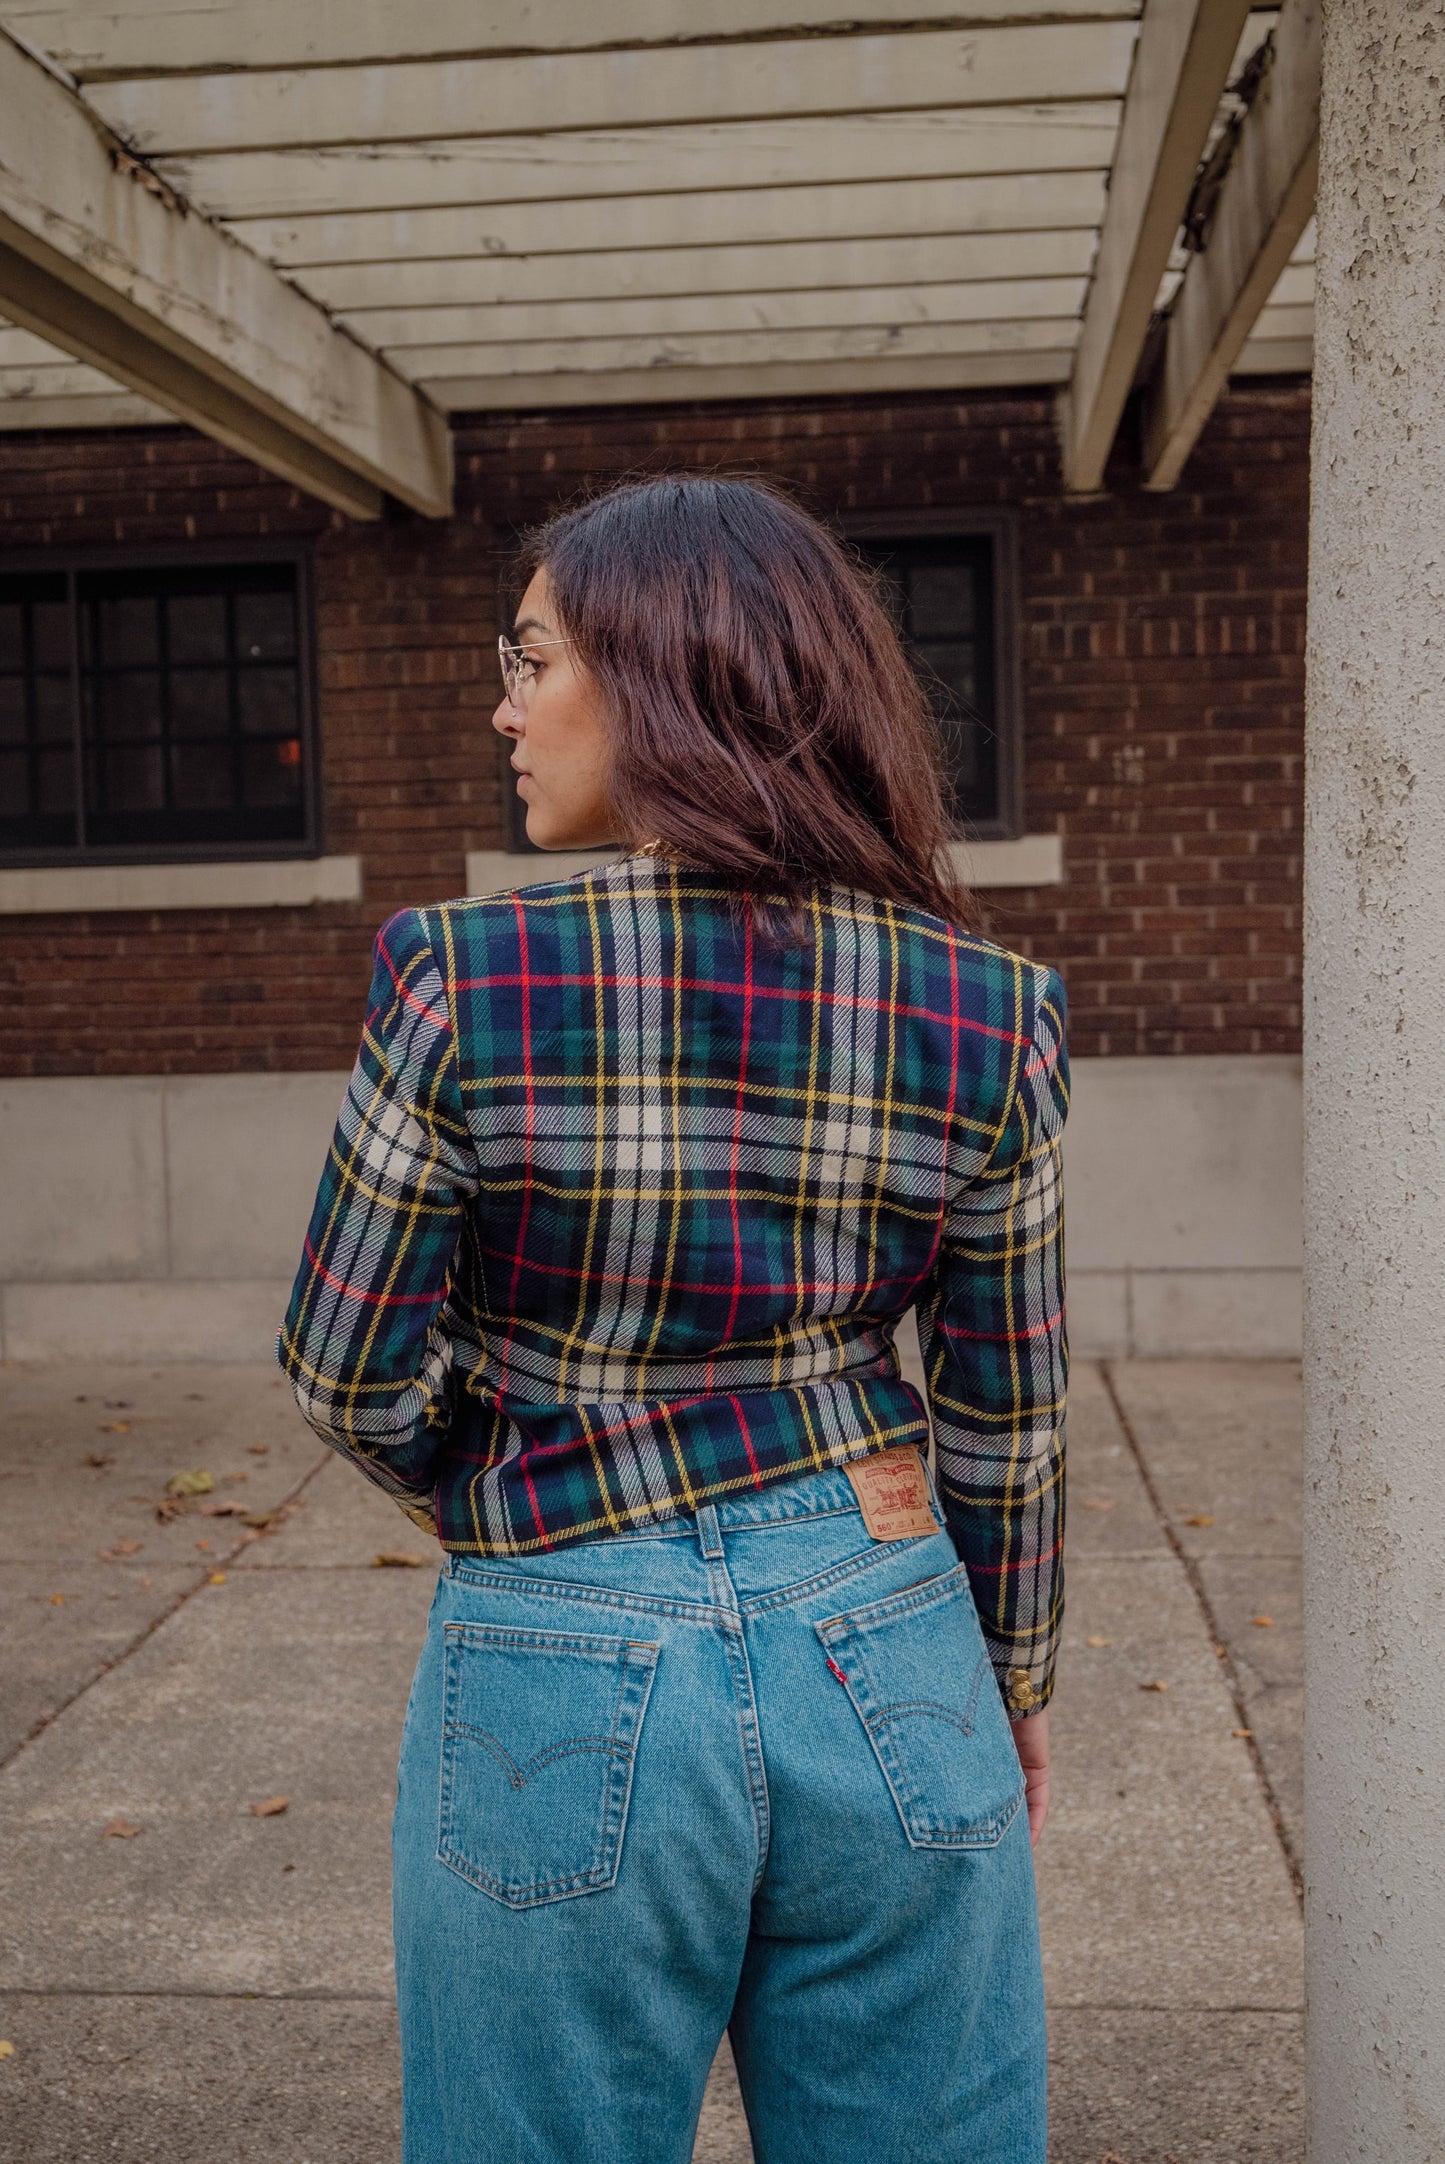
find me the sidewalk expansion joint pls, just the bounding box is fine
[1098,1361,1303,1907]
[0,1986,394,2002]
[0,1449,331,1776]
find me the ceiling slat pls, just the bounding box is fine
[433,345,1078,411]
[85,23,1140,156]
[161,105,1122,223]
[234,169,1109,266]
[4,1,1143,78]
[299,229,1098,312]
[400,314,1079,385]
[0,390,171,427]
[342,277,1087,352]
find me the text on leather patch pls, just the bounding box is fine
[844,1446,938,1540]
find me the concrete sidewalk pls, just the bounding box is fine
[0,1359,1303,2163]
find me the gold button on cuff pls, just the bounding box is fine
[1007,1670,1038,1711]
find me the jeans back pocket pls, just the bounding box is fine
[816,1563,1025,1850]
[439,1621,659,1908]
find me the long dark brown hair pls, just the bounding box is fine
[519,475,975,934]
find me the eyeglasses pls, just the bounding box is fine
[498,633,570,713]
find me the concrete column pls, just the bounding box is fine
[1304,4,1445,2158]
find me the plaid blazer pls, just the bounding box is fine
[278,852,1069,1713]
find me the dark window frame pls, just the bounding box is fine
[841,508,1024,842]
[0,538,321,867]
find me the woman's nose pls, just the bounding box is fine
[492,697,521,737]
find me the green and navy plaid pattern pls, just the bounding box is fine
[278,852,1069,1708]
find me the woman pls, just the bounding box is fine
[279,475,1067,2164]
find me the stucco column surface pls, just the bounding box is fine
[1304,3,1445,2158]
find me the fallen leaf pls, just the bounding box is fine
[1081,1497,1116,1512]
[98,1421,132,1434]
[84,1451,114,1469]
[220,1472,250,1485]
[373,1551,425,1569]
[165,1469,213,1497]
[102,1818,142,1839]
[200,1499,248,1517]
[1234,1728,1254,1739]
[0,2040,13,2060]
[251,1795,289,1818]
[208,1570,228,1585]
[1252,1615,1277,1628]
[48,1593,66,1606]
[1184,1513,1214,1527]
[196,1539,212,1552]
[247,1444,270,1456]
[97,1539,142,1561]
[1086,1634,1112,1648]
[1139,1679,1170,1693]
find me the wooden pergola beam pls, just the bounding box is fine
[1061,0,1253,493]
[0,29,451,518]
[1142,0,1321,490]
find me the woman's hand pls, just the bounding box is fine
[1011,1707,1050,1846]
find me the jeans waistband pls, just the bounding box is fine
[627,1446,941,1548]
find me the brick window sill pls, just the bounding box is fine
[0,856,362,914]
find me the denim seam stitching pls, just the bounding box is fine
[739,1531,948,1618]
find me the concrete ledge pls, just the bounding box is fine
[464,835,1064,897]
[1,1280,292,1364]
[1068,1268,1302,1359]
[0,856,363,915]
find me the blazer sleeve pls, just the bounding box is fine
[914,963,1069,1718]
[276,907,479,1525]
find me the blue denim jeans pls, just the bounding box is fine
[392,1459,1047,2164]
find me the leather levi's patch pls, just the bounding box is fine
[844,1446,938,1541]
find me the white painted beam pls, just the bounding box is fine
[236,170,1110,269]
[6,1,1140,77]
[427,347,1079,415]
[0,29,451,518]
[85,23,1138,157]
[349,278,1088,353]
[1142,0,1320,488]
[307,230,1098,316]
[1062,0,1254,491]
[164,106,1122,224]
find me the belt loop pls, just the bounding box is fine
[695,1501,725,1560]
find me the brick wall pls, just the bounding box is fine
[0,381,1307,1075]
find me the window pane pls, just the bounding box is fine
[5,556,310,859]
[237,668,298,736]
[98,672,164,741]
[37,747,76,814]
[98,596,159,666]
[103,744,164,811]
[0,750,26,812]
[915,639,978,713]
[170,669,229,739]
[167,592,229,664]
[171,741,234,809]
[242,737,303,808]
[908,562,975,638]
[32,601,72,671]
[235,589,296,661]
[35,676,73,744]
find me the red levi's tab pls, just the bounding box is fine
[844,1445,938,1541]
